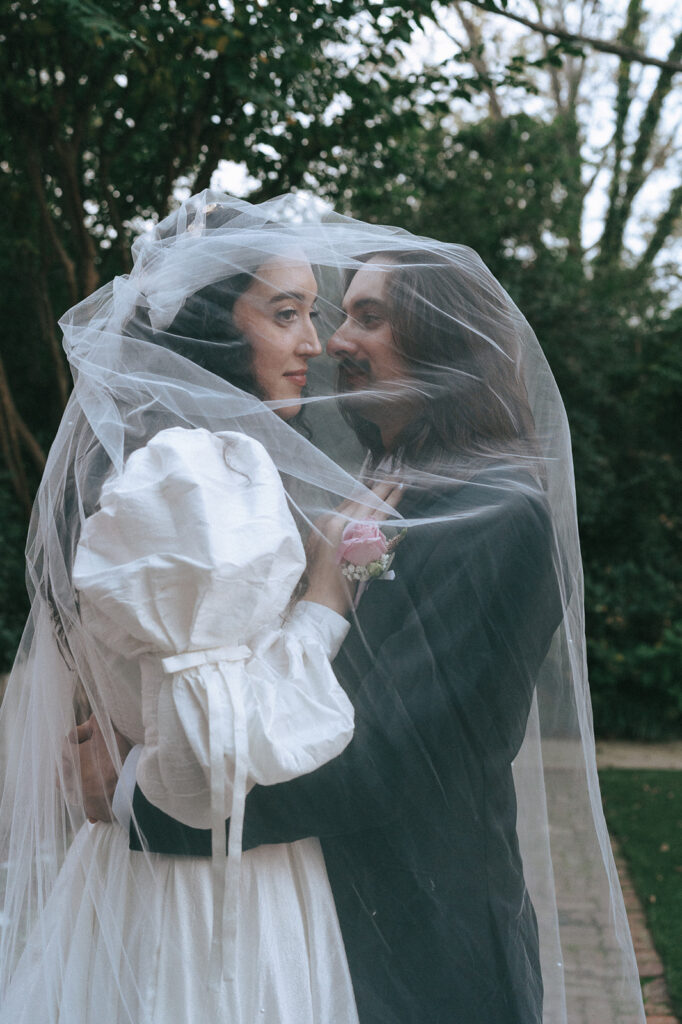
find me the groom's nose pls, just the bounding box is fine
[327,322,356,360]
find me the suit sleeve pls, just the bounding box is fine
[131,490,563,854]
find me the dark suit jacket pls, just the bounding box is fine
[130,476,563,1023]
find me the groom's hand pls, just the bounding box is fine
[71,714,132,823]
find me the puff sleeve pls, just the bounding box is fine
[72,427,354,831]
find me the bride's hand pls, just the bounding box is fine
[303,481,402,617]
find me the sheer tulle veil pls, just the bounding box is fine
[0,190,644,1023]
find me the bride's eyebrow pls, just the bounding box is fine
[268,291,308,304]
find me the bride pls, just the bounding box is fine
[0,194,384,1023]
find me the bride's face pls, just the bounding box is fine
[232,258,321,419]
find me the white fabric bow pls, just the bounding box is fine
[161,643,251,1006]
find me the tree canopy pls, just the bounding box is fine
[1,0,680,736]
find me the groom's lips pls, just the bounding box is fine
[338,360,370,390]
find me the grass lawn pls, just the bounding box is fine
[599,769,682,1019]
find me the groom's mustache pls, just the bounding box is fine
[336,356,372,390]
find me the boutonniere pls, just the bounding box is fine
[336,522,407,583]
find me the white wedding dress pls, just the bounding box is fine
[0,428,359,1024]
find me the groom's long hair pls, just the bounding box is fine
[341,250,538,473]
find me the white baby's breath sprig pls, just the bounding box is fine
[338,528,407,583]
[340,551,395,583]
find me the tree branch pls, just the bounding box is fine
[15,415,47,476]
[597,0,645,266]
[451,2,504,120]
[564,0,590,109]
[617,29,682,232]
[580,148,610,200]
[463,0,682,72]
[33,262,71,411]
[0,355,44,516]
[531,0,564,111]
[52,135,100,297]
[193,131,227,194]
[98,146,134,274]
[634,180,682,276]
[24,142,79,307]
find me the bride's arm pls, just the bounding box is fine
[75,427,355,830]
[80,599,350,830]
[132,601,352,830]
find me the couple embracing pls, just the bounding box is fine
[0,193,645,1024]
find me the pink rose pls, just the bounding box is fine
[336,521,388,566]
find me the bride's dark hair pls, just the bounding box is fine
[126,272,262,399]
[51,269,273,677]
[126,203,283,399]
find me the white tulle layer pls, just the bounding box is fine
[1,823,358,1024]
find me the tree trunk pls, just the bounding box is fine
[0,356,46,517]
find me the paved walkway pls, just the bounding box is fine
[598,742,680,1024]
[612,838,678,1024]
[596,740,682,771]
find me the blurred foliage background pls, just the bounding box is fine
[1,0,680,737]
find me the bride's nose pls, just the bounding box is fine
[297,316,322,356]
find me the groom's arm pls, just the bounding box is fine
[129,489,563,855]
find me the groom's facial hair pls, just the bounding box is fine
[336,355,374,393]
[337,356,417,402]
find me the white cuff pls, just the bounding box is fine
[112,744,143,832]
[288,601,350,660]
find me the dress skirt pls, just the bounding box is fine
[1,822,358,1024]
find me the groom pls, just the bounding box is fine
[82,255,562,1023]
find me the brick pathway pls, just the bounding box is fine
[612,834,678,1024]
[598,742,680,1024]
[516,740,681,1023]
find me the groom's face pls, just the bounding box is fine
[327,261,409,434]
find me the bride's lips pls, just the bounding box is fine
[283,370,307,388]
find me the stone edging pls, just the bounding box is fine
[612,838,679,1023]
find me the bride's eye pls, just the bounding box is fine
[275,307,298,323]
